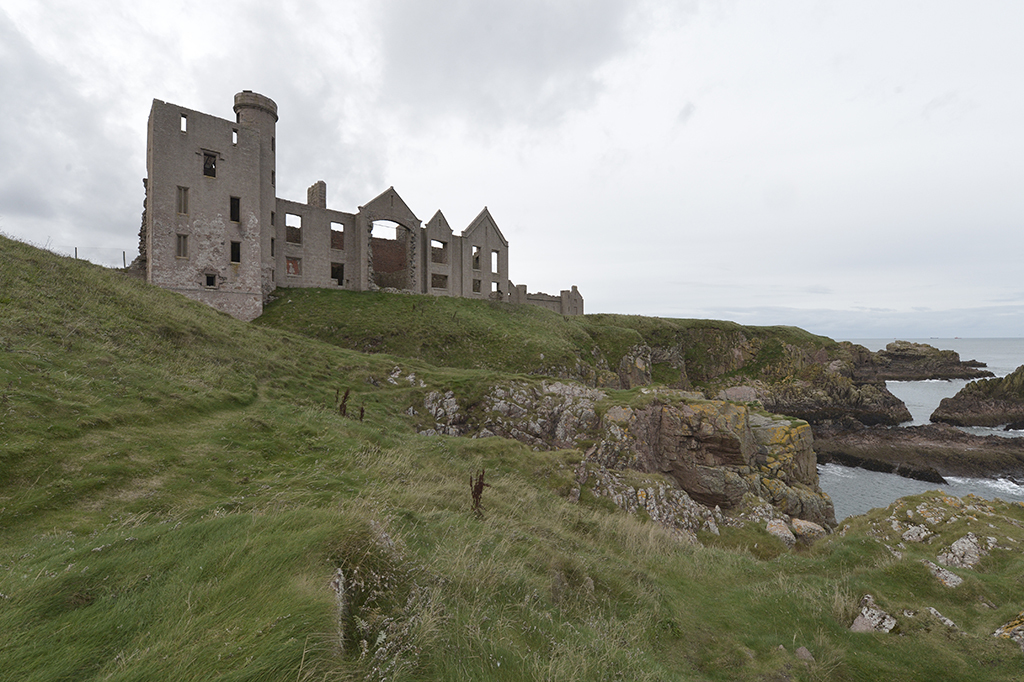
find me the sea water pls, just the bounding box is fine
[819,338,1024,520]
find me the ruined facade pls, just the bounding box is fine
[144,91,583,321]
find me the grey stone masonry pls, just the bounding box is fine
[144,91,583,320]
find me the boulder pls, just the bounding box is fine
[850,595,897,633]
[790,517,828,543]
[938,532,986,569]
[766,519,796,547]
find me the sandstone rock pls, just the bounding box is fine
[790,517,827,543]
[766,519,796,547]
[938,532,986,569]
[717,385,758,403]
[932,364,1024,427]
[850,595,897,633]
[853,341,992,382]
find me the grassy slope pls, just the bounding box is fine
[254,288,838,387]
[2,235,1024,680]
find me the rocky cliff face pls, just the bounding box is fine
[418,382,836,527]
[932,365,1024,427]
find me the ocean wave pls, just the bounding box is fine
[945,477,1024,496]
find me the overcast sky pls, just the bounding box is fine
[2,1,1023,339]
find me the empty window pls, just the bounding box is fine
[271,269,275,282]
[203,152,216,177]
[285,214,302,244]
[491,281,500,293]
[271,136,275,152]
[286,257,302,276]
[472,279,481,293]
[331,262,344,284]
[205,273,217,287]
[180,114,187,132]
[230,197,240,222]
[176,234,188,258]
[431,273,449,289]
[472,246,481,270]
[176,186,189,214]
[232,128,238,145]
[270,211,275,226]
[270,238,275,257]
[430,239,448,264]
[331,222,344,250]
[491,250,499,273]
[271,170,275,186]
[230,241,241,263]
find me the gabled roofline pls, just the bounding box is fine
[462,206,508,247]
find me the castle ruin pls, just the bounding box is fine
[142,91,583,321]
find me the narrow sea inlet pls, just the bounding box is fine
[821,338,1024,519]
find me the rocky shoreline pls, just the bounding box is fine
[814,422,1024,482]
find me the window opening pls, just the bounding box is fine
[230,241,241,263]
[230,197,240,222]
[431,273,449,289]
[205,273,216,287]
[369,220,408,289]
[491,250,499,273]
[176,234,188,258]
[331,262,344,284]
[271,136,275,152]
[472,279,481,293]
[271,170,275,186]
[232,128,238,145]
[271,269,275,282]
[430,239,448,264]
[491,281,500,293]
[331,222,345,250]
[176,186,189,214]
[472,246,481,270]
[270,211,275,226]
[286,257,302,276]
[203,152,216,177]
[270,238,275,257]
[180,114,187,132]
[285,213,302,244]
[371,221,398,240]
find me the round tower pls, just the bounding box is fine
[233,90,278,127]
[233,91,279,301]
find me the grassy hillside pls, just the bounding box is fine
[3,235,1024,680]
[254,288,838,388]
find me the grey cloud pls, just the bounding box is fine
[0,10,138,252]
[374,0,638,129]
[677,101,696,124]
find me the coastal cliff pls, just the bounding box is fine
[419,382,835,527]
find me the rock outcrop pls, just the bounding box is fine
[932,364,1024,427]
[850,595,898,633]
[418,382,836,527]
[851,340,992,382]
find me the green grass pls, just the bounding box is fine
[3,234,1024,680]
